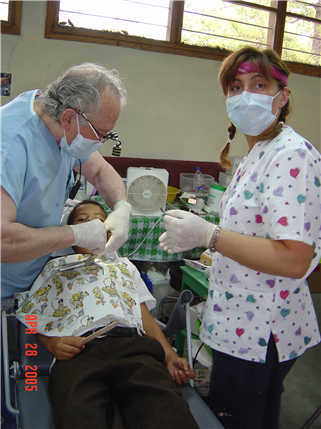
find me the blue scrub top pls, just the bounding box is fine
[1,90,89,298]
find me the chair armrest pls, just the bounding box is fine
[162,290,193,338]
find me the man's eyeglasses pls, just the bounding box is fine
[51,95,122,155]
[73,109,120,144]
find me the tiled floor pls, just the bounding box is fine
[280,293,321,429]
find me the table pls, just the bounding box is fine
[175,266,209,356]
[180,266,209,300]
[91,196,219,262]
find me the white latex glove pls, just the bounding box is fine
[96,201,132,255]
[159,210,216,254]
[68,219,107,251]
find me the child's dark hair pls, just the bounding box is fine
[67,200,107,225]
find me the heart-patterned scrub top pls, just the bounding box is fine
[200,125,321,363]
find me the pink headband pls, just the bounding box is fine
[236,61,288,85]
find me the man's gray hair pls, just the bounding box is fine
[39,63,127,124]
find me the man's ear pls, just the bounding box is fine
[61,108,77,131]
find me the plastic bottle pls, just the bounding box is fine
[193,167,206,205]
[207,183,226,214]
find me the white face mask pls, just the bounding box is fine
[60,115,104,158]
[226,90,281,136]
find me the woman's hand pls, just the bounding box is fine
[159,210,216,253]
[166,356,196,385]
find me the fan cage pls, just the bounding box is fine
[126,169,168,216]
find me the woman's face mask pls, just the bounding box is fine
[226,90,281,136]
[60,115,104,158]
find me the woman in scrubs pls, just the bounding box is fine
[159,46,321,429]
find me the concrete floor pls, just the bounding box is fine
[279,293,321,429]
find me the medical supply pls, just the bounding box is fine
[193,167,206,205]
[226,156,243,176]
[207,183,226,214]
[68,219,107,252]
[114,200,132,213]
[226,90,282,136]
[179,193,207,213]
[58,254,105,275]
[166,186,180,203]
[80,320,119,344]
[200,249,214,266]
[159,210,216,253]
[183,259,207,273]
[219,172,233,188]
[60,115,105,158]
[98,201,132,255]
[179,173,214,194]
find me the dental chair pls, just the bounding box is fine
[1,291,224,429]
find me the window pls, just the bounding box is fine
[44,0,321,77]
[181,1,320,70]
[0,0,9,21]
[58,0,171,41]
[1,0,22,35]
[283,0,321,67]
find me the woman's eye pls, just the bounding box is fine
[255,82,265,89]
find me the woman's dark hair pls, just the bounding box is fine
[218,46,291,169]
[67,200,107,225]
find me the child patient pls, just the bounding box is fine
[15,200,198,429]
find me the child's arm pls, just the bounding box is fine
[140,303,195,385]
[36,333,85,361]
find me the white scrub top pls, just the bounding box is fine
[1,90,89,298]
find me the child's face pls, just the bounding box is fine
[73,204,106,224]
[72,204,109,254]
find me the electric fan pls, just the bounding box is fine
[126,167,169,216]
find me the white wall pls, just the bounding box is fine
[1,1,320,161]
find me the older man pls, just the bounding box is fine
[1,63,132,298]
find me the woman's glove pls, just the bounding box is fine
[68,219,107,251]
[97,201,132,255]
[159,210,216,254]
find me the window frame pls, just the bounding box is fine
[1,0,22,35]
[44,0,320,77]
